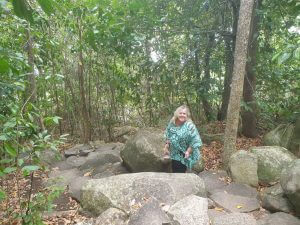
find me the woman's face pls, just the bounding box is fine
[177,108,187,123]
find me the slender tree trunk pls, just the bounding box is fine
[223,0,255,168]
[77,17,92,143]
[218,36,234,120]
[242,0,261,138]
[25,27,45,131]
[202,33,215,121]
[218,0,240,121]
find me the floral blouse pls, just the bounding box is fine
[165,121,202,169]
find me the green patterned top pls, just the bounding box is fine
[165,121,202,168]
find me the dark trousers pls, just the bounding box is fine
[172,160,187,173]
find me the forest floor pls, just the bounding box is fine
[0,121,263,225]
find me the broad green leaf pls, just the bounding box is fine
[4,120,16,128]
[294,47,300,60]
[37,0,55,15]
[0,58,10,73]
[4,143,17,157]
[22,165,40,172]
[12,0,33,23]
[4,167,17,174]
[0,134,7,141]
[271,52,280,62]
[0,158,13,164]
[17,158,24,166]
[278,52,291,65]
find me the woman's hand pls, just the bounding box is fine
[184,147,192,159]
[163,141,170,156]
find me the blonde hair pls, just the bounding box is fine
[170,105,191,123]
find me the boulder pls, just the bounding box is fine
[46,168,82,188]
[210,192,260,213]
[94,208,128,225]
[211,213,256,225]
[128,198,170,225]
[120,128,166,172]
[198,170,228,196]
[66,156,88,168]
[229,150,258,187]
[260,183,293,213]
[280,159,300,214]
[263,124,294,149]
[64,144,94,158]
[263,118,300,158]
[192,157,205,173]
[257,212,300,225]
[92,162,128,177]
[208,209,228,221]
[212,183,259,199]
[167,195,209,225]
[69,176,91,202]
[41,149,64,166]
[80,172,206,216]
[113,126,138,143]
[79,150,122,172]
[250,146,296,184]
[289,117,300,157]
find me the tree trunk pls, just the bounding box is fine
[25,28,45,131]
[77,17,92,143]
[218,36,234,120]
[218,0,240,121]
[223,0,255,168]
[241,0,261,138]
[202,33,215,121]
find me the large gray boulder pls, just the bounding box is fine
[167,195,209,225]
[280,159,300,214]
[198,170,228,196]
[263,124,294,149]
[64,144,94,157]
[210,192,260,213]
[79,149,122,172]
[128,198,170,225]
[46,168,82,188]
[229,150,258,187]
[260,183,293,213]
[263,119,300,158]
[94,208,128,225]
[211,213,256,225]
[290,118,300,157]
[120,128,166,172]
[81,172,206,216]
[250,146,296,184]
[257,212,300,225]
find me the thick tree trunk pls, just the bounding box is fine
[242,0,261,138]
[223,0,255,168]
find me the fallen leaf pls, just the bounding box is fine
[236,205,243,209]
[214,207,224,211]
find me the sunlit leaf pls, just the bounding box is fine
[3,167,17,174]
[278,52,291,65]
[4,143,17,157]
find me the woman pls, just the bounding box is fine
[164,105,202,173]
